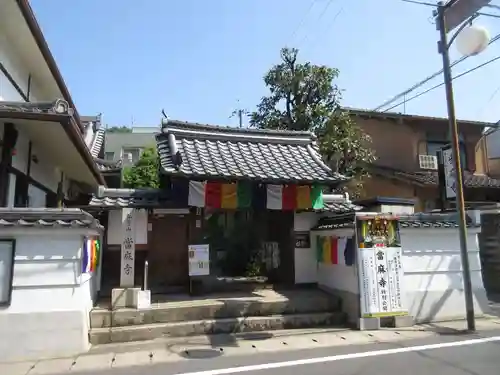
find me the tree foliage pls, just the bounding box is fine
[250,48,375,191]
[122,146,159,188]
[107,126,132,133]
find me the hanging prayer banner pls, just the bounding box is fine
[355,215,407,318]
[316,236,355,266]
[82,237,101,273]
[187,181,324,210]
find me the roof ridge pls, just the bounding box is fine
[161,119,316,139]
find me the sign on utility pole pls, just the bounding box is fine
[443,0,492,32]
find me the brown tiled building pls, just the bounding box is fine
[346,108,500,212]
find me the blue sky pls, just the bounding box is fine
[31,0,500,128]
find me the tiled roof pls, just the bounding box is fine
[94,158,122,172]
[319,201,362,213]
[344,107,496,128]
[311,212,480,231]
[89,192,171,209]
[156,120,347,185]
[372,165,500,189]
[90,128,105,158]
[398,213,480,228]
[87,188,179,209]
[0,208,103,229]
[0,99,73,116]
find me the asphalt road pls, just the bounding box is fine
[68,329,500,375]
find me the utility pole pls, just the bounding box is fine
[434,0,492,332]
[230,101,249,128]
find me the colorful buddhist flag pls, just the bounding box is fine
[188,181,252,209]
[322,236,332,264]
[318,236,349,265]
[266,184,324,210]
[82,238,101,273]
[316,236,324,262]
[82,238,91,273]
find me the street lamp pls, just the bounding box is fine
[436,0,491,332]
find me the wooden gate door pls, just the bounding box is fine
[148,214,189,293]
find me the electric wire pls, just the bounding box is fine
[381,54,500,112]
[373,32,500,111]
[306,2,346,54]
[298,0,336,47]
[286,0,317,47]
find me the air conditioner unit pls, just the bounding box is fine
[419,154,438,170]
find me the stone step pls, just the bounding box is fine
[91,291,340,329]
[89,312,347,345]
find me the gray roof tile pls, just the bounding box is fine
[0,208,103,229]
[312,212,480,231]
[156,120,347,185]
[320,201,362,213]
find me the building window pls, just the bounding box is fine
[0,239,15,306]
[104,152,114,161]
[122,148,141,164]
[426,140,468,171]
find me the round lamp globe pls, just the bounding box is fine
[456,25,490,56]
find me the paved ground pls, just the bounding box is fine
[2,318,500,375]
[17,328,500,375]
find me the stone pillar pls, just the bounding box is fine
[120,207,136,287]
[111,207,140,309]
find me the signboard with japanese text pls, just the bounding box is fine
[442,146,457,200]
[355,215,407,318]
[188,244,210,276]
[120,208,136,287]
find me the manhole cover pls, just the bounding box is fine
[179,348,224,360]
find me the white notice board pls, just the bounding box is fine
[188,244,210,276]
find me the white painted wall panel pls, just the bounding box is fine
[293,212,318,284]
[0,229,101,361]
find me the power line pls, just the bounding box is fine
[298,0,336,47]
[476,84,500,115]
[381,54,500,112]
[373,32,500,111]
[286,0,317,46]
[307,2,346,54]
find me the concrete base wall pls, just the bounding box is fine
[0,310,89,361]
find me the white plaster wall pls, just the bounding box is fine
[0,31,44,101]
[1,27,62,207]
[302,220,489,324]
[107,209,148,245]
[29,142,60,192]
[401,228,489,323]
[0,228,100,361]
[293,212,318,284]
[315,228,359,294]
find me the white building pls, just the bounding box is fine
[0,0,104,361]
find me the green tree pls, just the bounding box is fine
[122,146,159,188]
[250,47,375,193]
[107,126,132,133]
